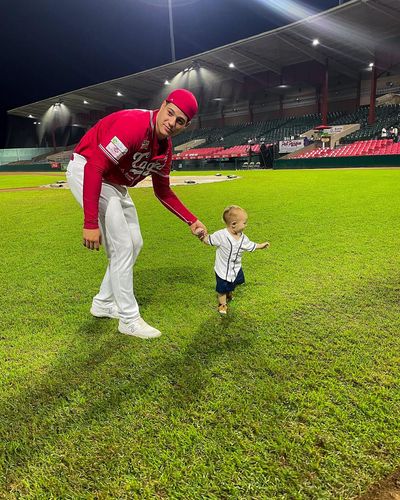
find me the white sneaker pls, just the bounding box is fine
[118,317,161,339]
[90,303,119,319]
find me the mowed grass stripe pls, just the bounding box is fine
[0,173,66,190]
[0,169,399,498]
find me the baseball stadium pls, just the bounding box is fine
[1,0,400,497]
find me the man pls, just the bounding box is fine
[392,125,398,143]
[259,142,267,168]
[67,89,207,339]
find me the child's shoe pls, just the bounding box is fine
[218,304,228,315]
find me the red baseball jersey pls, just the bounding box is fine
[74,109,197,229]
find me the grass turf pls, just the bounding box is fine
[0,174,66,190]
[1,169,400,498]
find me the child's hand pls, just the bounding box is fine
[200,233,209,244]
[260,241,270,249]
[194,228,205,239]
[190,220,207,239]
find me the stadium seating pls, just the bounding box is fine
[289,139,400,159]
[172,143,265,160]
[337,104,400,143]
[171,104,400,164]
[8,104,397,168]
[173,147,225,160]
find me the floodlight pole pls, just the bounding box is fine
[368,61,377,125]
[321,60,329,126]
[168,0,176,62]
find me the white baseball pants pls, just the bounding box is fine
[67,153,143,322]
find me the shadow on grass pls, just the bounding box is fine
[132,264,206,308]
[0,298,258,492]
[145,312,257,411]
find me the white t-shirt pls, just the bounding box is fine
[207,228,257,282]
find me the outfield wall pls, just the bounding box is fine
[0,148,54,165]
[6,156,399,173]
[274,155,400,169]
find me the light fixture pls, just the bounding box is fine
[312,38,319,46]
[369,62,374,67]
[183,61,200,73]
[117,91,123,96]
[164,80,170,85]
[28,114,34,118]
[83,100,89,104]
[278,84,288,88]
[229,62,235,68]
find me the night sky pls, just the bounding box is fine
[1,0,340,145]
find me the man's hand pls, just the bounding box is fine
[190,220,207,239]
[83,228,102,251]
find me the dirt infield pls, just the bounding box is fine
[0,174,239,192]
[357,469,400,500]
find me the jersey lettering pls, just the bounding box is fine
[129,151,166,176]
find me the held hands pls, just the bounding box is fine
[190,220,207,240]
[83,228,102,251]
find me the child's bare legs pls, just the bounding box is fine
[218,293,227,305]
[217,293,228,314]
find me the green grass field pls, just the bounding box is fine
[0,173,66,190]
[1,169,400,499]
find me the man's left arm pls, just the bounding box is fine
[151,172,207,236]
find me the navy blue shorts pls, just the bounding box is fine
[215,268,245,294]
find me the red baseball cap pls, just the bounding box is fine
[166,89,198,122]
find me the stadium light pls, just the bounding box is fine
[164,80,170,85]
[369,62,374,67]
[312,38,319,46]
[83,100,89,104]
[117,91,123,96]
[182,61,200,73]
[191,60,200,70]
[28,114,34,118]
[229,62,235,68]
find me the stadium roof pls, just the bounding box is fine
[8,0,400,120]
